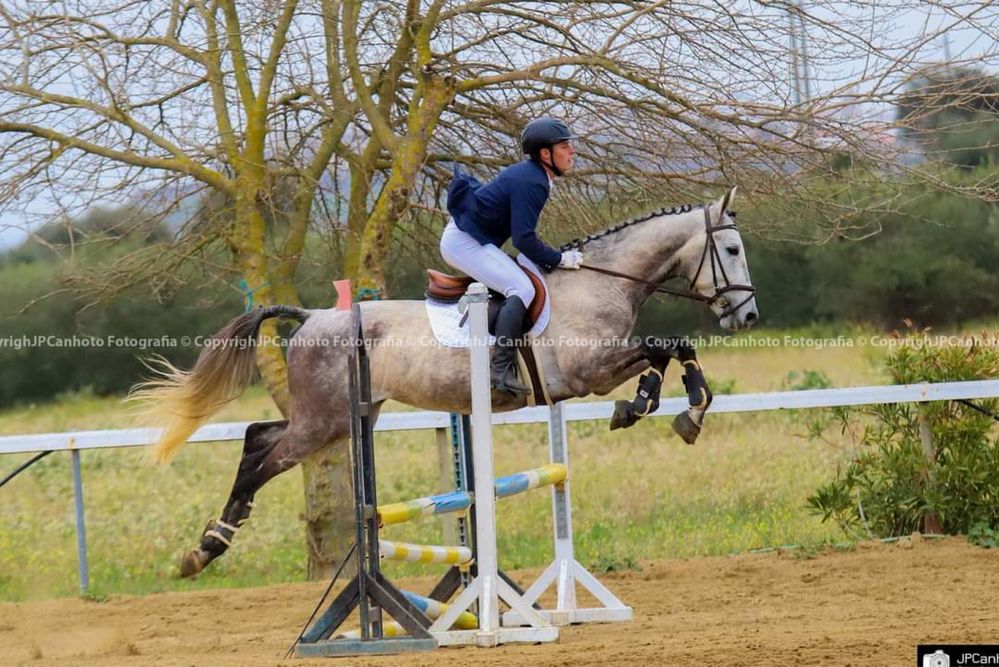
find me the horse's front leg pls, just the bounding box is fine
[609,351,668,431]
[664,338,712,445]
[610,337,712,445]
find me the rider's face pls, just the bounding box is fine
[544,141,575,174]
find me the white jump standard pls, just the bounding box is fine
[504,400,632,626]
[428,283,558,648]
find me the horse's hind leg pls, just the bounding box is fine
[179,420,286,577]
[180,417,346,577]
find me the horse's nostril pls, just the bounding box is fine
[745,311,758,322]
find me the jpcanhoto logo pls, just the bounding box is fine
[924,650,950,667]
[919,646,999,666]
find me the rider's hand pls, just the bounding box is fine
[559,250,584,270]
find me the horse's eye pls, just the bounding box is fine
[726,247,740,256]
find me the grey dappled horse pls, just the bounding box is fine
[134,188,758,577]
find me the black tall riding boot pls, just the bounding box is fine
[491,296,531,396]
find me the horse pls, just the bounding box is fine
[133,187,758,577]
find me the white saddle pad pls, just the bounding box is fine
[425,255,552,348]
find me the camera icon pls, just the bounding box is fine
[923,650,950,667]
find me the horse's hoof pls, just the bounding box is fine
[610,400,638,430]
[180,549,209,578]
[672,411,701,445]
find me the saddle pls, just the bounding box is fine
[426,267,547,327]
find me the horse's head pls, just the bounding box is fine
[689,187,758,331]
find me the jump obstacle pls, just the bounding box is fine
[293,282,630,656]
[295,305,436,657]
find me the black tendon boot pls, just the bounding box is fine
[491,296,531,395]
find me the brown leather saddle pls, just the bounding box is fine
[426,267,547,327]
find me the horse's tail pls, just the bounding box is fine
[130,305,310,464]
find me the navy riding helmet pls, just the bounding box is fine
[521,118,576,156]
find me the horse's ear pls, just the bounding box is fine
[718,186,738,214]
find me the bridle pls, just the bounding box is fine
[577,205,756,319]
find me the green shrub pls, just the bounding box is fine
[807,334,999,538]
[0,251,244,407]
[968,522,999,548]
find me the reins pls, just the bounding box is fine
[577,205,756,318]
[579,264,712,302]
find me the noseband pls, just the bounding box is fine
[578,205,756,318]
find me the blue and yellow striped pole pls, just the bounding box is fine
[495,463,567,498]
[377,490,471,526]
[377,465,567,526]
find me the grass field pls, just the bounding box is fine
[0,328,893,601]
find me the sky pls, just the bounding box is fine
[0,3,995,251]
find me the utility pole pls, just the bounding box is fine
[788,0,812,105]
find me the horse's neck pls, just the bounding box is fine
[582,208,704,304]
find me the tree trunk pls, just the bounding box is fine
[287,77,456,579]
[354,76,454,291]
[237,192,355,581]
[301,447,355,579]
[269,273,355,580]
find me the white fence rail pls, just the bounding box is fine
[2,379,997,593]
[2,380,998,455]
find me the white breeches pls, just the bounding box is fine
[439,220,535,305]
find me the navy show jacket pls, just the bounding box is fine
[446,159,562,271]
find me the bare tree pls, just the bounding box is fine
[1,0,994,574]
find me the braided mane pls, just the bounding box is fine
[559,203,704,250]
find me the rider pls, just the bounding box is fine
[441,118,584,395]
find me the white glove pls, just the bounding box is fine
[559,250,584,270]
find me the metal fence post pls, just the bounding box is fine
[435,427,459,547]
[918,405,942,534]
[70,446,90,593]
